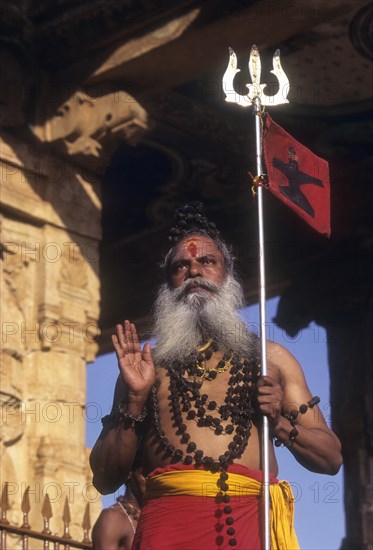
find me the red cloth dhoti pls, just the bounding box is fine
[132,464,297,550]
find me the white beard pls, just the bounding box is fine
[152,274,258,366]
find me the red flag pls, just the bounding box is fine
[262,113,330,236]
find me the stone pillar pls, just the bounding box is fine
[0,12,152,531]
[0,133,102,540]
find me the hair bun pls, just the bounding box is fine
[168,202,220,244]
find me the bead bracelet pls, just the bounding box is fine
[117,401,148,429]
[101,402,147,429]
[274,396,320,448]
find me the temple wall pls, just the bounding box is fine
[0,132,102,542]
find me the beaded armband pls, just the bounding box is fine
[274,395,320,448]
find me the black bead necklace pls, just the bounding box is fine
[150,343,260,548]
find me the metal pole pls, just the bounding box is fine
[253,96,271,550]
[223,45,290,550]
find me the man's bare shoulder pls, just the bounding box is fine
[266,341,306,383]
[266,340,321,412]
[92,504,129,539]
[96,504,126,522]
[267,340,295,361]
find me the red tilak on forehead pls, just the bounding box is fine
[184,238,197,256]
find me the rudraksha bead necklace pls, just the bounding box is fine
[150,343,260,548]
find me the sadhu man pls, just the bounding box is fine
[90,203,342,549]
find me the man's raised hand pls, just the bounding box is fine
[112,320,155,402]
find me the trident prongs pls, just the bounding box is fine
[222,47,251,107]
[222,45,290,107]
[247,45,264,100]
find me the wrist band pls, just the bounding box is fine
[116,401,148,429]
[274,395,320,448]
[100,403,148,428]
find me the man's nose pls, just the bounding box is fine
[188,262,201,278]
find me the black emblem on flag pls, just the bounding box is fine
[272,147,324,218]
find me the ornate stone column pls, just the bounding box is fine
[0,134,102,539]
[0,39,151,541]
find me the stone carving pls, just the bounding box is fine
[0,238,27,397]
[60,249,88,289]
[43,87,150,160]
[0,211,102,539]
[1,394,23,448]
[1,238,26,515]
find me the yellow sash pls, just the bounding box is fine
[145,469,299,550]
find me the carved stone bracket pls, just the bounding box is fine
[33,85,152,170]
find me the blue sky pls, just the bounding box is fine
[86,296,345,549]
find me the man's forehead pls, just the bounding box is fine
[184,238,198,256]
[173,235,222,258]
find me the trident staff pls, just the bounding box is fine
[222,45,290,550]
